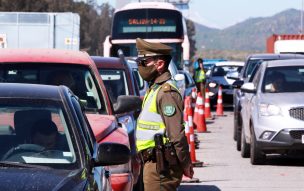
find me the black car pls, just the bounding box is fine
[232,53,304,153]
[0,83,130,191]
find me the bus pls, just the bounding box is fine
[103,2,189,70]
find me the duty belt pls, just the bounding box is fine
[140,147,156,163]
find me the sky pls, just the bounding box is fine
[99,0,303,29]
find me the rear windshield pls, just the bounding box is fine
[98,69,129,103]
[0,64,106,114]
[212,65,243,77]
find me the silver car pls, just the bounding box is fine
[241,59,304,165]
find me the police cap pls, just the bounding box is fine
[136,38,172,58]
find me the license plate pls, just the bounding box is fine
[302,135,304,144]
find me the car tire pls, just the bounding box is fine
[236,115,242,151]
[233,117,237,141]
[250,127,266,165]
[241,126,250,158]
[236,128,241,152]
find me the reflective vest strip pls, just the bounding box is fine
[136,80,179,152]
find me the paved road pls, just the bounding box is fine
[179,110,304,191]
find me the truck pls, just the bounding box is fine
[266,34,304,54]
[0,12,80,50]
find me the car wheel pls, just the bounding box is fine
[241,126,250,158]
[250,127,266,165]
[233,116,237,141]
[236,128,241,152]
[236,115,242,151]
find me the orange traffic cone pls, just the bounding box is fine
[204,88,212,119]
[193,93,207,133]
[185,96,203,167]
[216,85,224,116]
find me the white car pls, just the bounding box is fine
[241,59,304,165]
[206,61,244,107]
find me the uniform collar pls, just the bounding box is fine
[154,71,171,85]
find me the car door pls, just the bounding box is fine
[243,66,263,141]
[70,95,111,191]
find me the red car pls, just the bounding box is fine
[0,49,141,191]
[92,56,142,190]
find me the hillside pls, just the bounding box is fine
[195,8,302,53]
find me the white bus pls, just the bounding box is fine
[103,2,189,70]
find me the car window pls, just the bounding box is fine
[133,69,145,90]
[0,102,77,167]
[99,69,129,103]
[243,59,262,79]
[71,96,94,154]
[252,65,263,90]
[0,64,105,114]
[262,66,304,93]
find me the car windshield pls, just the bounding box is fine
[0,64,105,113]
[213,65,243,77]
[98,69,129,103]
[262,66,304,93]
[0,102,77,167]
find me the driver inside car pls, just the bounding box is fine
[2,119,60,161]
[31,119,59,150]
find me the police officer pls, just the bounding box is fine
[194,58,206,98]
[135,38,193,191]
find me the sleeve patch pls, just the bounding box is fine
[163,105,176,116]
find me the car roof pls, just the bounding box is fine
[265,59,304,67]
[0,48,93,65]
[126,59,138,69]
[0,83,64,100]
[247,53,304,60]
[91,56,127,69]
[215,61,244,66]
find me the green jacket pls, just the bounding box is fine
[194,69,206,83]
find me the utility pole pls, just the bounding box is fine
[301,0,303,34]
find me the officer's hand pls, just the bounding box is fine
[183,163,194,178]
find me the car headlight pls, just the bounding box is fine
[208,82,217,88]
[259,103,281,116]
[208,91,215,97]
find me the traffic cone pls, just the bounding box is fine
[185,96,203,167]
[193,93,207,133]
[216,85,224,116]
[204,88,212,119]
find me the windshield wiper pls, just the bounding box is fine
[0,161,51,169]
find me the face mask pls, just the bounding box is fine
[138,64,158,82]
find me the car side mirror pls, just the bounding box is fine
[241,82,256,93]
[94,142,130,166]
[232,80,244,89]
[113,95,142,114]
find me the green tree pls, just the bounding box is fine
[185,18,196,61]
[0,0,113,55]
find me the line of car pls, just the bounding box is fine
[0,48,144,191]
[0,48,195,191]
[231,53,304,165]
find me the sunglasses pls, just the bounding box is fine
[136,57,157,66]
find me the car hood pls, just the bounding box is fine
[261,92,304,107]
[0,168,87,191]
[86,114,117,143]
